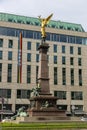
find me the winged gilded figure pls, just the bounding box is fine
[38,14,53,40]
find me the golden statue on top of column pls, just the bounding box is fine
[38,13,53,43]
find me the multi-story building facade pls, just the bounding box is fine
[0,13,87,115]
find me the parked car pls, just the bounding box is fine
[81,115,87,121]
[2,117,11,123]
[66,111,72,116]
[74,110,85,116]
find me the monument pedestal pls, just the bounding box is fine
[28,95,68,120]
[27,43,69,121]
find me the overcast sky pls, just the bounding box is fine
[0,0,87,31]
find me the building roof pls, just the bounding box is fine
[0,12,85,32]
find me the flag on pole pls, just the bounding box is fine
[17,32,22,83]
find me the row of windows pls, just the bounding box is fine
[0,39,82,56]
[0,88,83,100]
[0,89,30,99]
[0,63,31,83]
[0,51,82,66]
[0,39,13,48]
[0,27,87,45]
[54,67,82,86]
[62,45,81,55]
[0,64,83,86]
[54,91,83,100]
[54,56,82,66]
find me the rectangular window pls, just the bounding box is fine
[53,44,57,53]
[0,89,11,98]
[70,57,74,65]
[17,89,21,98]
[54,91,66,99]
[62,68,66,85]
[36,54,39,62]
[68,36,75,43]
[78,58,82,66]
[52,34,59,41]
[8,40,13,48]
[27,41,31,50]
[76,37,82,44]
[7,64,12,82]
[0,63,2,82]
[8,51,12,60]
[62,45,65,53]
[71,68,74,86]
[27,65,31,83]
[71,91,83,100]
[0,39,3,47]
[54,55,57,64]
[36,42,40,51]
[54,67,57,85]
[0,51,3,59]
[7,89,11,98]
[17,89,30,99]
[62,56,66,65]
[27,53,31,62]
[70,46,73,54]
[78,47,81,55]
[60,35,67,42]
[79,69,82,86]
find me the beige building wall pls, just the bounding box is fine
[0,21,87,113]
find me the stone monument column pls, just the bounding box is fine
[38,43,50,95]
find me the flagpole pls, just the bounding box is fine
[20,32,22,83]
[17,32,22,83]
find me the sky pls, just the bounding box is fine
[0,0,87,31]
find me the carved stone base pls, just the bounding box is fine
[27,95,68,120]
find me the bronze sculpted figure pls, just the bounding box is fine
[38,13,53,43]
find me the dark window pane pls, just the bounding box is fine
[78,47,81,55]
[62,68,66,85]
[62,45,65,53]
[36,42,40,51]
[79,69,82,86]
[0,63,2,82]
[17,90,21,98]
[27,41,31,50]
[54,56,57,64]
[62,56,66,65]
[8,51,12,60]
[27,65,31,83]
[71,91,83,100]
[7,64,12,82]
[54,91,66,99]
[27,53,31,62]
[71,68,74,86]
[8,40,13,48]
[0,39,3,47]
[78,58,82,66]
[70,46,73,54]
[36,54,39,62]
[70,57,74,65]
[76,37,82,44]
[0,51,2,59]
[53,44,57,52]
[60,35,67,42]
[54,67,57,85]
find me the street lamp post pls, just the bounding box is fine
[71,105,75,116]
[1,97,4,121]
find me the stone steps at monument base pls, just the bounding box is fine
[15,116,70,123]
